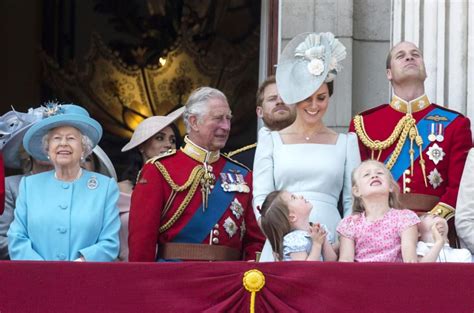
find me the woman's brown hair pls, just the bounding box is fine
[260,190,292,261]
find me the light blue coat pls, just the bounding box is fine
[8,170,120,261]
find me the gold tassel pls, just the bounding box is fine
[243,269,265,313]
[415,131,428,187]
[409,127,417,175]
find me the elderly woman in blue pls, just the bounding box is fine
[7,103,120,261]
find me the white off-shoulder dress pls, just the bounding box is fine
[253,128,361,261]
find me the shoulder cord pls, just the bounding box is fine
[154,161,205,233]
[353,114,416,170]
[226,143,257,157]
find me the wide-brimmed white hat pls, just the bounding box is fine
[23,103,103,161]
[276,32,346,105]
[91,145,117,180]
[121,107,184,152]
[0,107,45,169]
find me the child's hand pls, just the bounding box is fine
[431,223,444,244]
[309,223,326,245]
[435,220,446,237]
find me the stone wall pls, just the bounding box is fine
[280,0,391,132]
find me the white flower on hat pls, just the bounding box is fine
[307,58,325,76]
[294,33,327,77]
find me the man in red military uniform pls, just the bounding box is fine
[349,41,472,244]
[128,87,265,261]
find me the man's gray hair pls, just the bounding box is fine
[183,87,228,132]
[42,128,94,163]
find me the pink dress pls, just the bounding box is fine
[337,209,420,262]
[117,192,131,261]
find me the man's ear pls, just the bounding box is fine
[189,115,199,132]
[386,69,392,81]
[256,106,263,118]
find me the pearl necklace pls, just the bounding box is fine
[301,127,324,141]
[54,168,83,182]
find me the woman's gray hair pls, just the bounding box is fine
[42,129,94,163]
[183,87,228,132]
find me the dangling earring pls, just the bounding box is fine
[80,155,85,163]
[47,155,50,160]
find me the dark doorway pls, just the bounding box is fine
[1,0,262,177]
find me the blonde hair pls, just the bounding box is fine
[260,190,291,261]
[351,160,401,214]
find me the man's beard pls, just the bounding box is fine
[264,111,296,131]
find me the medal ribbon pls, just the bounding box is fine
[387,107,458,181]
[172,161,249,243]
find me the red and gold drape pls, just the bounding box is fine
[0,261,472,313]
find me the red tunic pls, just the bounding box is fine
[128,149,264,262]
[349,101,472,210]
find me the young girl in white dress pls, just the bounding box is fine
[260,190,337,261]
[417,213,472,262]
[338,160,420,262]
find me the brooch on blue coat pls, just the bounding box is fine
[87,176,98,190]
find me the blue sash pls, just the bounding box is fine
[172,161,249,243]
[387,107,458,181]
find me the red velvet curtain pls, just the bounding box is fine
[0,261,472,313]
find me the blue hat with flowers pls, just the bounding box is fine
[0,107,46,168]
[276,32,346,105]
[23,103,103,161]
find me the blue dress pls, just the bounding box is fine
[8,170,120,261]
[282,230,312,261]
[253,129,360,261]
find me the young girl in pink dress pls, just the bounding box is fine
[337,160,419,262]
[260,190,337,261]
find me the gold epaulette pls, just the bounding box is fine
[145,149,177,164]
[135,149,177,186]
[226,143,257,158]
[222,153,251,172]
[429,202,455,220]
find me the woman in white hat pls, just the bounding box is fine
[117,107,184,261]
[0,107,54,259]
[253,32,361,261]
[8,103,120,261]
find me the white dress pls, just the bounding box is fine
[253,128,361,261]
[416,242,473,262]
